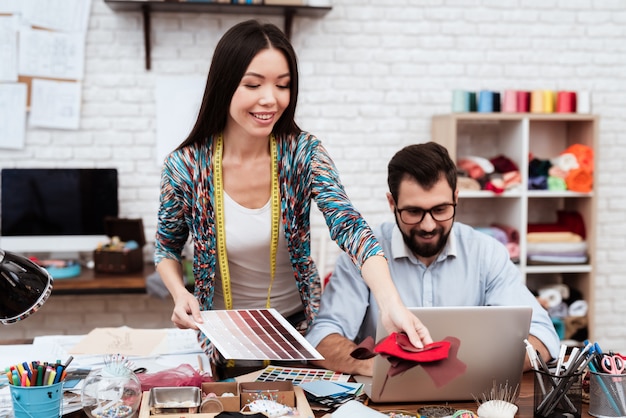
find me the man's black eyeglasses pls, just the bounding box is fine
[395,203,456,225]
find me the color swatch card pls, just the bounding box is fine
[196,309,323,361]
[256,365,350,385]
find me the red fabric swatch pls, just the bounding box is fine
[374,333,450,362]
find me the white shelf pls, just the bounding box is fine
[525,265,593,274]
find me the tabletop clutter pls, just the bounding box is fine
[527,339,626,418]
[5,335,626,418]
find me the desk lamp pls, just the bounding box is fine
[0,249,53,325]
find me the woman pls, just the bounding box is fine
[154,19,431,367]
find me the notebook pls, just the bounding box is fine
[355,306,532,403]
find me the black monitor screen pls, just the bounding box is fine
[1,168,119,236]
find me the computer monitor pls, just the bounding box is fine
[0,168,119,254]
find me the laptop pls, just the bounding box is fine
[355,306,532,403]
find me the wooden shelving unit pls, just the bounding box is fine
[431,112,598,342]
[104,0,332,70]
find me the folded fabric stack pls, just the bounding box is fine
[474,223,520,263]
[527,236,588,264]
[527,210,588,264]
[528,143,594,192]
[457,154,521,194]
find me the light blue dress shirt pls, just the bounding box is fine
[305,221,561,360]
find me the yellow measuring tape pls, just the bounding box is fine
[213,134,279,368]
[214,133,279,309]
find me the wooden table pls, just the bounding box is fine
[363,371,592,417]
[60,371,592,417]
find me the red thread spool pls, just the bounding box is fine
[517,91,530,112]
[556,91,577,113]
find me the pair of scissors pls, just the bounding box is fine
[602,354,626,379]
[601,353,626,414]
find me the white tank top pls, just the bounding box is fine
[212,192,302,317]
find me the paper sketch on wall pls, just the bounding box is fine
[0,15,18,82]
[29,78,81,130]
[0,83,27,149]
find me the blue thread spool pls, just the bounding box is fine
[478,90,499,113]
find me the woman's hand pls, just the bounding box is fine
[361,255,433,348]
[170,290,203,330]
[379,302,433,348]
[157,259,204,330]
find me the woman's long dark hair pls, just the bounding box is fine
[177,19,300,150]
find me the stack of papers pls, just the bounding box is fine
[253,365,362,410]
[300,380,363,408]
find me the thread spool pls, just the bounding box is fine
[530,90,544,113]
[556,91,577,113]
[517,91,530,112]
[478,90,500,113]
[478,90,494,112]
[577,91,591,113]
[468,92,478,111]
[543,90,555,113]
[452,90,471,112]
[502,90,518,112]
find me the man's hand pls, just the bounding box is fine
[313,334,374,376]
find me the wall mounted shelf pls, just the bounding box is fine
[104,0,332,70]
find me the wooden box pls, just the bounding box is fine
[94,217,146,274]
[138,385,312,418]
[239,381,295,407]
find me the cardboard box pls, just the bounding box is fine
[94,217,146,274]
[201,382,240,412]
[239,381,295,408]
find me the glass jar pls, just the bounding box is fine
[81,357,142,418]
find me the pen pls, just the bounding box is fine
[53,365,64,384]
[16,363,25,378]
[30,368,38,386]
[43,366,52,386]
[37,365,44,386]
[524,339,546,395]
[47,370,56,386]
[555,344,567,376]
[63,356,74,370]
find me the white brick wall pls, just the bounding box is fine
[2,1,625,350]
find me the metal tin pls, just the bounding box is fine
[149,386,201,414]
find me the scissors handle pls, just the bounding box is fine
[602,355,625,375]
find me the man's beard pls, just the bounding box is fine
[400,224,451,259]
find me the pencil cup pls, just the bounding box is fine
[533,369,583,418]
[10,382,63,418]
[589,371,626,417]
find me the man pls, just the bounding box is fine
[305,142,560,376]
